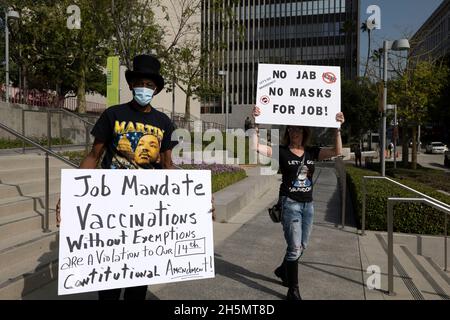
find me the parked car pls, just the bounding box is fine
[445,150,450,167]
[425,142,448,154]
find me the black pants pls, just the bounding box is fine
[98,285,148,300]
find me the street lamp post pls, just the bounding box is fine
[218,70,229,131]
[381,39,410,176]
[4,9,20,103]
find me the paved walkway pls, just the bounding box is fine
[24,165,365,300]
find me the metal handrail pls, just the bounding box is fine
[0,122,78,167]
[20,107,95,154]
[387,197,449,296]
[361,175,450,235]
[0,121,77,234]
[335,156,347,228]
[60,107,95,127]
[60,108,95,154]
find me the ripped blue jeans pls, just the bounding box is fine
[281,196,314,261]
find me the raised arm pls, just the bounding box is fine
[250,106,273,158]
[318,112,345,161]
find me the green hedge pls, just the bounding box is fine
[0,137,73,149]
[346,165,450,235]
[211,170,247,193]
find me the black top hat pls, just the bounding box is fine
[125,55,165,94]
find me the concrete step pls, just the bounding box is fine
[214,174,278,223]
[0,230,59,300]
[0,192,60,218]
[0,230,59,283]
[362,231,450,300]
[396,245,450,300]
[0,258,59,300]
[423,256,450,286]
[0,177,61,198]
[0,209,57,244]
[359,231,417,300]
[0,165,67,183]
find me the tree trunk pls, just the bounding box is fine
[401,126,409,167]
[77,59,87,114]
[184,89,191,121]
[364,30,371,78]
[411,126,417,170]
[23,67,28,103]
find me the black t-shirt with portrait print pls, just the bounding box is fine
[278,145,321,203]
[91,102,178,169]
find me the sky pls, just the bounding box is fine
[359,0,444,75]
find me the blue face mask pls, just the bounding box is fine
[133,87,154,107]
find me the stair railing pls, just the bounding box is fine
[21,107,95,155]
[386,197,449,296]
[362,176,450,236]
[0,121,77,233]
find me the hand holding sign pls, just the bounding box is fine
[56,198,61,228]
[336,112,345,126]
[252,106,261,119]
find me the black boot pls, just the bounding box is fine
[274,260,288,287]
[286,261,302,300]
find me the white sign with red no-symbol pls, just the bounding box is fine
[255,64,341,128]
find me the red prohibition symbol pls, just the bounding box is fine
[260,95,270,105]
[322,72,337,84]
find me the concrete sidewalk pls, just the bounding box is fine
[23,166,366,300]
[149,166,364,300]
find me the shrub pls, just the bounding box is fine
[180,163,247,193]
[0,137,73,149]
[346,165,450,235]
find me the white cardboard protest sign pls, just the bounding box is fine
[255,64,341,128]
[58,169,214,295]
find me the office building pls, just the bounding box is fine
[410,0,449,62]
[200,0,360,128]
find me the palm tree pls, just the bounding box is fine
[371,48,383,80]
[361,22,372,78]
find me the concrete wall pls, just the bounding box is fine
[0,102,98,145]
[201,104,273,131]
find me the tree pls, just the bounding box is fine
[341,78,379,146]
[427,54,450,144]
[361,22,372,79]
[7,0,114,113]
[109,0,164,69]
[389,60,448,169]
[156,0,241,120]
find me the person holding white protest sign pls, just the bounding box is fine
[56,55,179,300]
[251,106,345,300]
